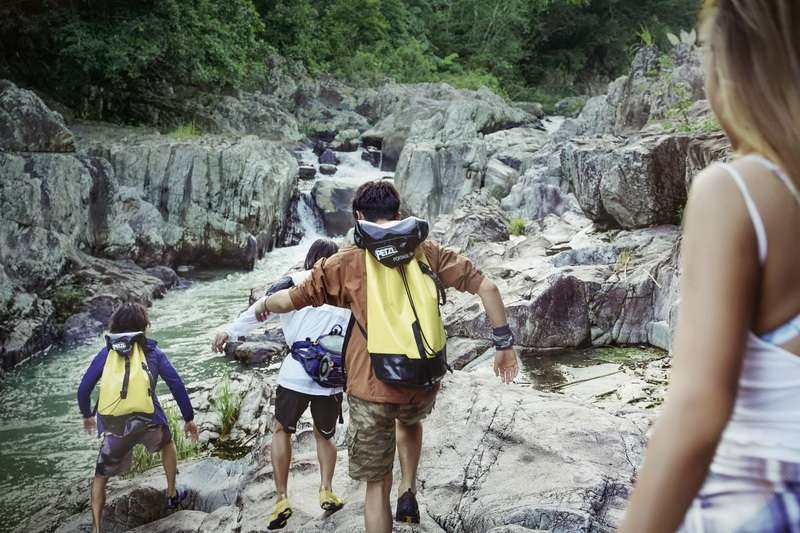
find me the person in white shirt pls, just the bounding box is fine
[212,239,350,530]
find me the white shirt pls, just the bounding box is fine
[225,271,350,396]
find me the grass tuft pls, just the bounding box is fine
[214,375,241,438]
[509,218,527,237]
[170,121,200,140]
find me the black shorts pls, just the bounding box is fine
[274,386,342,440]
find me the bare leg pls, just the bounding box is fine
[313,427,337,491]
[161,441,178,498]
[364,471,393,533]
[91,475,108,533]
[271,422,292,498]
[395,421,423,496]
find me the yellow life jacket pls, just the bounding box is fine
[365,250,448,388]
[97,335,155,418]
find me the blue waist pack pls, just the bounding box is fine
[290,326,346,388]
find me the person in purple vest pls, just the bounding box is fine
[78,303,198,533]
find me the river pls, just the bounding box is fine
[0,147,392,532]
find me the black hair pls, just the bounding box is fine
[352,179,401,222]
[109,302,150,333]
[304,238,340,270]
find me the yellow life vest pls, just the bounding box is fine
[97,338,155,417]
[366,250,448,388]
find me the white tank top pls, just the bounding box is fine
[711,155,800,467]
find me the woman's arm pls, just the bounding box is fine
[620,165,761,532]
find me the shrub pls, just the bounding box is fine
[509,218,527,236]
[51,285,87,324]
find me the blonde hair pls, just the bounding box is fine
[703,0,800,175]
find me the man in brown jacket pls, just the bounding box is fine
[254,180,518,533]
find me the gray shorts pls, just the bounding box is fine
[95,416,171,477]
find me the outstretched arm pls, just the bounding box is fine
[477,278,518,384]
[431,243,518,384]
[620,166,759,532]
[213,277,294,352]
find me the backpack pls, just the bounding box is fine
[96,333,155,424]
[290,325,346,388]
[354,217,449,389]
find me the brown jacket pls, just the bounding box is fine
[289,240,485,404]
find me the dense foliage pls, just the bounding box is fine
[0,0,699,117]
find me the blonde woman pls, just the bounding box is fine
[621,1,800,531]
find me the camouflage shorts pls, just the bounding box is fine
[346,394,435,482]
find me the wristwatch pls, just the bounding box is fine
[492,325,515,350]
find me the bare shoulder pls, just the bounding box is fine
[684,162,757,244]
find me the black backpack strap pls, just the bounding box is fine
[418,262,447,306]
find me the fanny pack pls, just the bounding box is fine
[290,326,346,388]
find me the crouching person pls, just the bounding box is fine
[253,181,519,533]
[77,303,198,533]
[212,238,349,530]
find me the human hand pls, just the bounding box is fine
[83,417,96,435]
[254,297,270,322]
[493,348,518,384]
[212,331,229,353]
[184,420,199,442]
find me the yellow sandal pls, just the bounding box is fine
[267,496,293,530]
[319,487,345,513]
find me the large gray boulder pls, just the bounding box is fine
[0,80,75,152]
[561,134,690,229]
[615,44,705,133]
[77,124,298,267]
[501,143,583,221]
[392,88,536,219]
[311,179,359,236]
[431,190,510,262]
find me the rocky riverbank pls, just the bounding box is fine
[5,39,730,532]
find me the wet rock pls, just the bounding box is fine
[330,129,360,152]
[298,164,316,180]
[312,140,329,156]
[319,163,337,176]
[0,79,75,152]
[224,339,285,365]
[318,148,340,166]
[360,145,381,168]
[62,312,104,347]
[311,179,358,236]
[145,266,181,289]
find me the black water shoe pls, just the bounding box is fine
[395,489,420,524]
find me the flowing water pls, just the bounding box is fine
[0,130,580,531]
[0,147,392,532]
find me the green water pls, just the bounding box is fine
[0,243,307,532]
[520,345,666,391]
